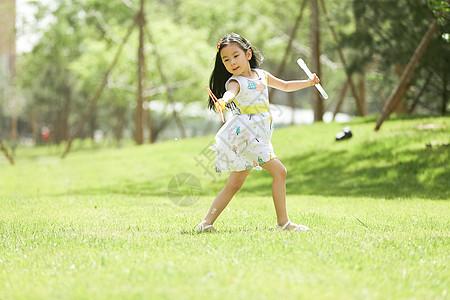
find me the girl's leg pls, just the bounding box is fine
[260,158,302,231]
[199,169,252,229]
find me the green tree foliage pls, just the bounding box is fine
[18,0,321,145]
[18,2,90,144]
[428,0,450,26]
[13,0,449,146]
[339,0,450,114]
[18,0,213,144]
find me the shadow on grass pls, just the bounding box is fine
[241,141,449,200]
[63,143,449,201]
[58,126,449,201]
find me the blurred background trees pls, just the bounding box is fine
[0,0,448,152]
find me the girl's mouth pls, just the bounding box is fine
[232,66,239,71]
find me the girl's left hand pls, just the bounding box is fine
[310,73,320,85]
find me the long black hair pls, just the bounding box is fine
[208,33,263,111]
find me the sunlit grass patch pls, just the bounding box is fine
[0,116,448,299]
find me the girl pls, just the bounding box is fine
[198,33,320,232]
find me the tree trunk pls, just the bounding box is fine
[319,0,365,116]
[392,64,409,114]
[358,72,366,115]
[115,105,125,146]
[149,117,170,143]
[442,69,448,116]
[375,19,438,131]
[135,0,145,145]
[145,24,186,140]
[88,111,97,141]
[280,0,307,77]
[354,18,366,116]
[408,73,431,114]
[333,80,348,119]
[144,105,152,143]
[61,83,71,142]
[310,0,324,122]
[61,19,136,158]
[54,83,71,144]
[0,0,16,142]
[10,115,17,141]
[269,0,307,102]
[0,137,14,165]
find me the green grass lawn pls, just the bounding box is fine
[0,116,449,299]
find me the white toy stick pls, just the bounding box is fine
[297,59,328,99]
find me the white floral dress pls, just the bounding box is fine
[210,69,276,173]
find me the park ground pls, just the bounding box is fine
[0,115,449,299]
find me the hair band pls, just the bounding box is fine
[217,37,249,53]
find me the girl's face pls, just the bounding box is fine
[220,43,252,76]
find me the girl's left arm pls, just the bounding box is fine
[267,72,320,92]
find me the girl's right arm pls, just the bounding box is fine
[217,80,240,110]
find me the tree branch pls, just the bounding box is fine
[61,18,137,158]
[0,138,14,165]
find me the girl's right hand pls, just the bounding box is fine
[215,99,226,111]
